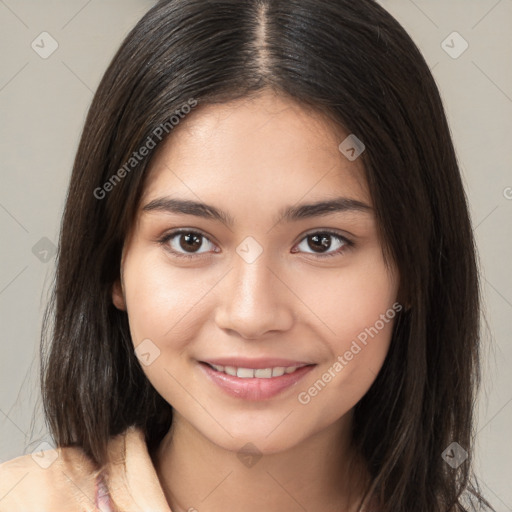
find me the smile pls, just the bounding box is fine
[198,361,316,401]
[208,363,308,378]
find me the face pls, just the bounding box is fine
[113,90,399,454]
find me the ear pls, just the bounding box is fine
[112,278,126,311]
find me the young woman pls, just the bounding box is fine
[0,0,495,511]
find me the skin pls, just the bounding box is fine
[112,90,399,512]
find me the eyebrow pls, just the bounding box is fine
[142,196,372,227]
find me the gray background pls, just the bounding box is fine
[0,0,511,509]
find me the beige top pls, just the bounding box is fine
[0,425,172,511]
[1,426,383,511]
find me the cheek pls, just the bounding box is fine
[292,249,398,346]
[120,250,216,407]
[294,249,398,398]
[122,249,214,348]
[296,309,396,424]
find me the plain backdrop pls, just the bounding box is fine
[0,0,511,509]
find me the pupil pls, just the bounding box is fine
[309,234,331,252]
[180,233,202,252]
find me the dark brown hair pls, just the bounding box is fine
[41,0,494,510]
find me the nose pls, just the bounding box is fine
[214,253,294,340]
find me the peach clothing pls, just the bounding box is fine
[1,426,382,511]
[0,426,172,511]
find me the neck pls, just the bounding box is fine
[153,410,370,512]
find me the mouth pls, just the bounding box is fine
[198,361,316,401]
[202,362,310,378]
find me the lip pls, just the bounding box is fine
[198,361,316,401]
[201,357,314,369]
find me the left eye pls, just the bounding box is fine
[160,230,351,259]
[293,231,350,257]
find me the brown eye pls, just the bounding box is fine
[161,230,217,258]
[293,231,352,258]
[307,233,333,252]
[179,232,203,252]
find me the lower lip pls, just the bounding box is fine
[198,362,316,401]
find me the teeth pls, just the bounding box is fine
[271,367,285,377]
[254,368,272,378]
[224,366,237,376]
[208,364,304,378]
[237,367,256,378]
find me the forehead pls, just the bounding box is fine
[141,91,370,209]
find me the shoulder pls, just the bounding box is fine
[0,444,100,512]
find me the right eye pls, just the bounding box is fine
[159,229,219,259]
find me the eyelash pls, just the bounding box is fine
[158,229,354,260]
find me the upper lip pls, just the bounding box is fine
[201,357,315,369]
